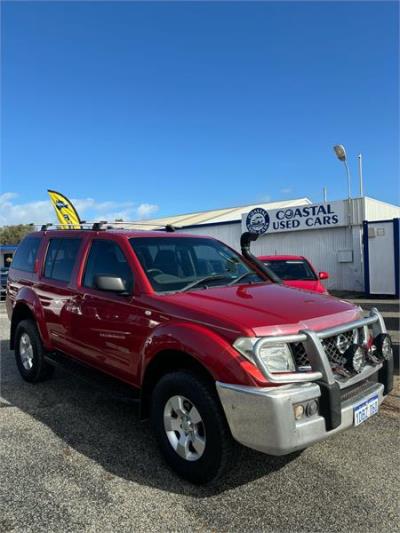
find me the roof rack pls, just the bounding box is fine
[36,221,179,232]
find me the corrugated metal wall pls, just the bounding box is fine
[180,222,364,291]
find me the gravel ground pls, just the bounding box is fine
[0,308,399,533]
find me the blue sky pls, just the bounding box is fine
[1,1,398,224]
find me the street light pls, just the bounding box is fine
[333,144,351,199]
[357,154,364,196]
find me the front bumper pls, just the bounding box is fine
[217,307,393,455]
[216,378,385,455]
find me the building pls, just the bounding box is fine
[129,196,400,295]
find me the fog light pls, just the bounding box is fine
[344,344,366,374]
[294,404,304,420]
[306,400,318,417]
[367,344,380,364]
[375,334,393,360]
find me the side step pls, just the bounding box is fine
[44,351,141,405]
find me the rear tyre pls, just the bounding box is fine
[15,319,54,383]
[151,370,235,484]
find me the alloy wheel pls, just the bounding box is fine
[163,395,206,461]
[19,332,34,370]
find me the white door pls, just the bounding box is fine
[367,221,396,295]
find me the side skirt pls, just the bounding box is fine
[44,351,141,406]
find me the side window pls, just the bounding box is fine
[11,237,41,272]
[43,238,81,283]
[83,240,133,293]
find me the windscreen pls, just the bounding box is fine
[263,259,317,281]
[130,237,265,293]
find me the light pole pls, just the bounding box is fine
[333,144,351,199]
[357,153,364,196]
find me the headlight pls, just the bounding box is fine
[233,337,296,373]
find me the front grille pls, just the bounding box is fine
[323,330,354,366]
[292,329,359,370]
[292,342,309,367]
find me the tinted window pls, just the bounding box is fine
[11,237,41,272]
[43,238,81,282]
[130,237,264,293]
[83,240,133,293]
[264,259,317,281]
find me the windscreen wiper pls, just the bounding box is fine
[180,274,231,292]
[227,271,259,286]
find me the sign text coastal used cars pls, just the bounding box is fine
[243,201,346,235]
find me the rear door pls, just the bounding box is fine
[36,236,83,352]
[70,238,139,383]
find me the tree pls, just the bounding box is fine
[0,224,35,245]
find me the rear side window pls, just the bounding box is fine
[83,239,133,293]
[43,238,81,282]
[11,237,41,272]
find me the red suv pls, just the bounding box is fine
[6,228,394,484]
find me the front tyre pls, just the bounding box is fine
[15,319,54,383]
[151,370,235,484]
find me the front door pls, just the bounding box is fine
[70,238,139,383]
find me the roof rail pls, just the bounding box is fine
[91,221,107,231]
[40,223,53,231]
[34,221,179,232]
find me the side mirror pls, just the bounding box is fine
[95,275,128,294]
[319,271,329,280]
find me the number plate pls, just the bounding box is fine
[354,395,379,426]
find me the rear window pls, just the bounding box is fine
[43,238,81,283]
[263,259,317,281]
[11,237,41,272]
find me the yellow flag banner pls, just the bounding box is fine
[47,189,81,229]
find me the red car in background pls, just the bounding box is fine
[258,255,329,294]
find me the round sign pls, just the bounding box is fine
[245,208,270,234]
